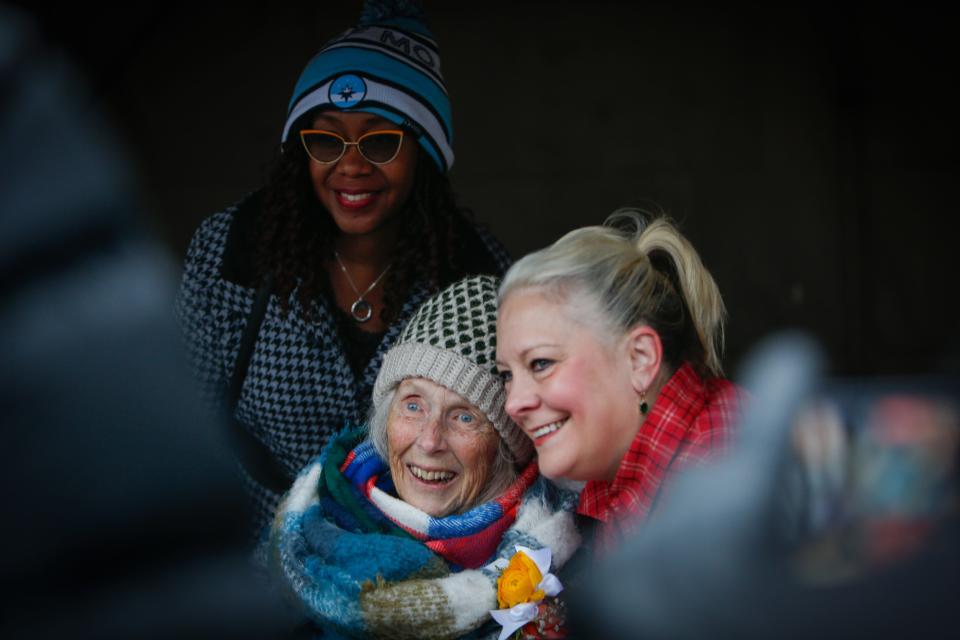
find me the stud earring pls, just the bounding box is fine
[639,389,649,416]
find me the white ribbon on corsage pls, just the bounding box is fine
[489,545,564,640]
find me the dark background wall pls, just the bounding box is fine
[14,0,958,377]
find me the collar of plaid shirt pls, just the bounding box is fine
[577,361,742,549]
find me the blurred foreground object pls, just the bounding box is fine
[569,332,958,639]
[0,6,289,638]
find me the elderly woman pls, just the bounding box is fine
[270,275,580,639]
[495,212,745,553]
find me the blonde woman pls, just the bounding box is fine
[495,211,744,552]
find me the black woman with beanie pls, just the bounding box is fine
[175,0,510,535]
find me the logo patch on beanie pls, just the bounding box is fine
[329,74,367,109]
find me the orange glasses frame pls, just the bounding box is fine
[299,129,405,165]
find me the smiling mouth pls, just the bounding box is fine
[408,464,457,485]
[336,191,378,208]
[530,419,566,443]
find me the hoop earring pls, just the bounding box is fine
[639,389,649,416]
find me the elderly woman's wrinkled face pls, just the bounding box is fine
[387,378,500,517]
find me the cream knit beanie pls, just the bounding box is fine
[373,275,533,463]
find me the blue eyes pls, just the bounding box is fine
[399,399,482,431]
[530,358,552,372]
[497,358,553,384]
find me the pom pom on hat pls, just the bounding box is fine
[359,0,426,28]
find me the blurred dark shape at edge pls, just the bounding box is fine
[568,332,959,639]
[1,5,291,638]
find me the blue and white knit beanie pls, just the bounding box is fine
[281,0,453,172]
[373,275,534,464]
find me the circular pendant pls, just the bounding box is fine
[350,299,373,323]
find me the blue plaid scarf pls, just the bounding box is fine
[269,433,581,639]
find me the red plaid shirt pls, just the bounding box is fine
[577,362,743,551]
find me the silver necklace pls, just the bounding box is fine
[333,250,392,323]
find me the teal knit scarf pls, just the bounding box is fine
[269,430,581,639]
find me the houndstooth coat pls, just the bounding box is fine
[174,192,511,533]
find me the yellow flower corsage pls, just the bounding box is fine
[489,545,563,640]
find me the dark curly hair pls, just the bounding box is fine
[255,132,473,323]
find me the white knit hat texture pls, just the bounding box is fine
[373,275,534,463]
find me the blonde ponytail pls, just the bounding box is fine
[627,212,726,376]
